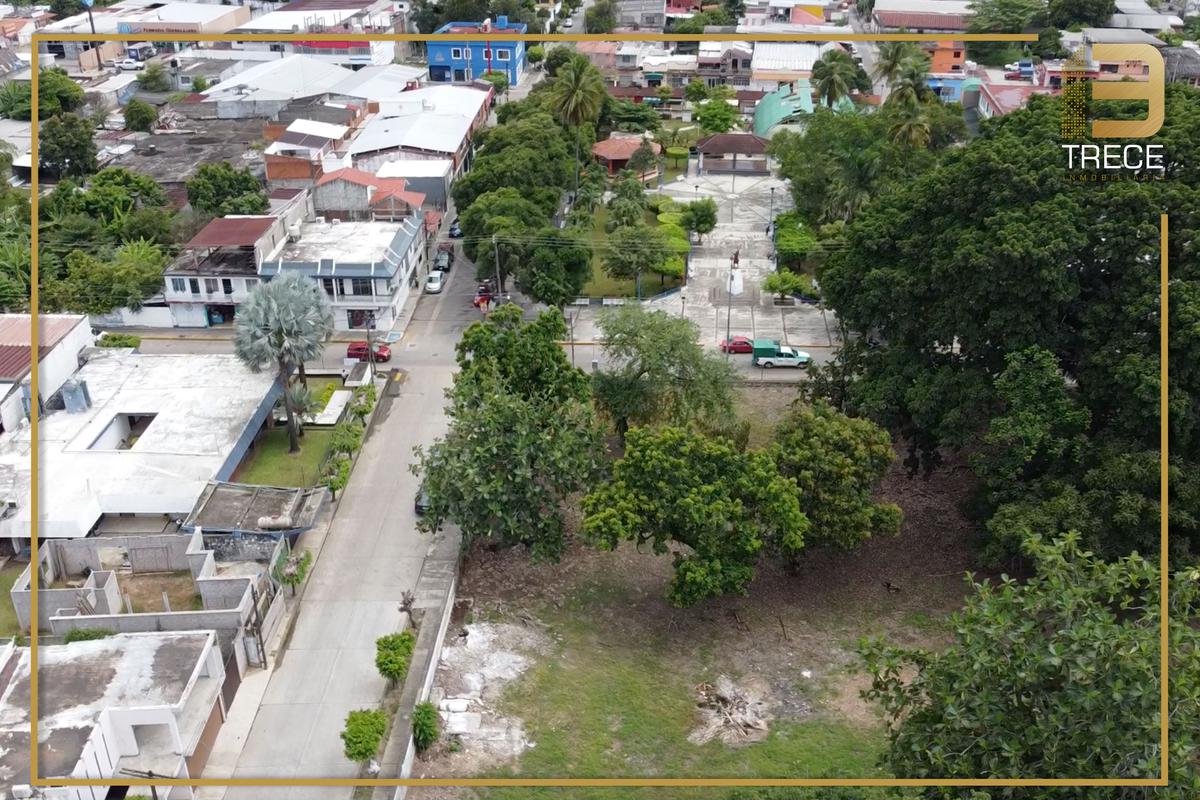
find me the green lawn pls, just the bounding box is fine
[478,596,886,800]
[582,207,685,299]
[234,428,334,488]
[0,562,26,637]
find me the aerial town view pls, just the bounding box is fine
[0,0,1195,796]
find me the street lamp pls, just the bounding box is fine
[679,286,688,319]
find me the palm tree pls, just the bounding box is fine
[823,147,880,223]
[888,104,931,149]
[874,41,919,86]
[811,50,860,109]
[234,273,334,453]
[889,54,933,109]
[548,55,606,197]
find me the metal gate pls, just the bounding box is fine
[221,650,241,710]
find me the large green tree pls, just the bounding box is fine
[1047,0,1115,27]
[861,533,1199,797]
[696,98,738,133]
[186,161,267,217]
[584,0,616,32]
[39,114,97,178]
[456,304,589,403]
[452,112,572,213]
[41,240,166,315]
[584,427,808,605]
[680,198,718,244]
[518,228,593,308]
[601,224,671,288]
[811,49,860,109]
[414,364,602,562]
[772,401,901,550]
[592,305,736,439]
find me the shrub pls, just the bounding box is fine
[665,145,689,166]
[315,381,338,410]
[191,76,209,92]
[123,99,156,132]
[350,382,376,421]
[324,454,351,493]
[657,212,684,226]
[412,701,440,751]
[64,627,115,643]
[278,550,312,595]
[97,332,140,348]
[762,269,807,300]
[136,63,172,92]
[330,420,363,455]
[341,709,388,764]
[375,630,416,685]
[645,194,676,213]
[657,255,686,278]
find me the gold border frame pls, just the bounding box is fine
[26,29,1171,792]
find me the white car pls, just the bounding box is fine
[425,270,445,294]
[563,17,574,27]
[1004,62,1020,71]
[117,59,146,71]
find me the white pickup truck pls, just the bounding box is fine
[753,344,812,368]
[117,58,146,71]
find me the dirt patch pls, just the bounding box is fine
[415,622,550,780]
[118,571,200,613]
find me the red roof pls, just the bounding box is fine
[592,137,661,161]
[0,315,86,381]
[317,167,425,209]
[424,210,444,233]
[186,216,277,248]
[874,10,969,30]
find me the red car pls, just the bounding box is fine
[1004,70,1024,80]
[719,336,753,354]
[346,341,391,362]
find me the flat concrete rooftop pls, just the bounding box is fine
[274,219,408,264]
[0,351,278,540]
[0,632,211,785]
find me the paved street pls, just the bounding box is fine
[143,248,481,798]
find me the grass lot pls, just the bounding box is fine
[581,207,684,299]
[234,428,334,488]
[307,376,341,409]
[412,387,983,800]
[0,562,25,636]
[120,571,202,613]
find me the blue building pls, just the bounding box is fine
[926,75,982,103]
[428,16,528,87]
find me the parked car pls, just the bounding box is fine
[1004,62,1020,71]
[414,484,430,515]
[117,59,146,71]
[1004,70,1024,80]
[448,220,463,238]
[563,16,574,27]
[719,336,753,354]
[434,250,451,273]
[346,341,391,363]
[425,270,445,294]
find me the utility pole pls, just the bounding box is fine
[569,310,577,367]
[492,233,502,296]
[724,249,738,358]
[769,186,777,265]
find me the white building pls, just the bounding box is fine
[0,631,226,799]
[196,55,358,118]
[228,0,407,68]
[0,350,279,548]
[0,314,94,437]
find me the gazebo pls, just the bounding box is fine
[695,132,771,175]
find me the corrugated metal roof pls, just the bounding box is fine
[186,216,277,248]
[751,41,839,72]
[874,10,969,29]
[0,315,86,381]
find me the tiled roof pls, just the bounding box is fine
[317,168,425,208]
[0,315,86,381]
[874,10,969,29]
[592,137,661,161]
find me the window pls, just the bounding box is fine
[1100,64,1118,73]
[221,278,233,295]
[953,50,961,58]
[171,278,186,293]
[88,413,157,451]
[351,277,372,296]
[245,278,259,292]
[189,278,200,295]
[451,47,464,59]
[496,49,510,61]
[321,278,336,296]
[204,278,219,294]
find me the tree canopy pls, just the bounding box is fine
[592,305,736,438]
[186,161,267,217]
[862,533,1199,797]
[583,426,808,606]
[39,114,97,178]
